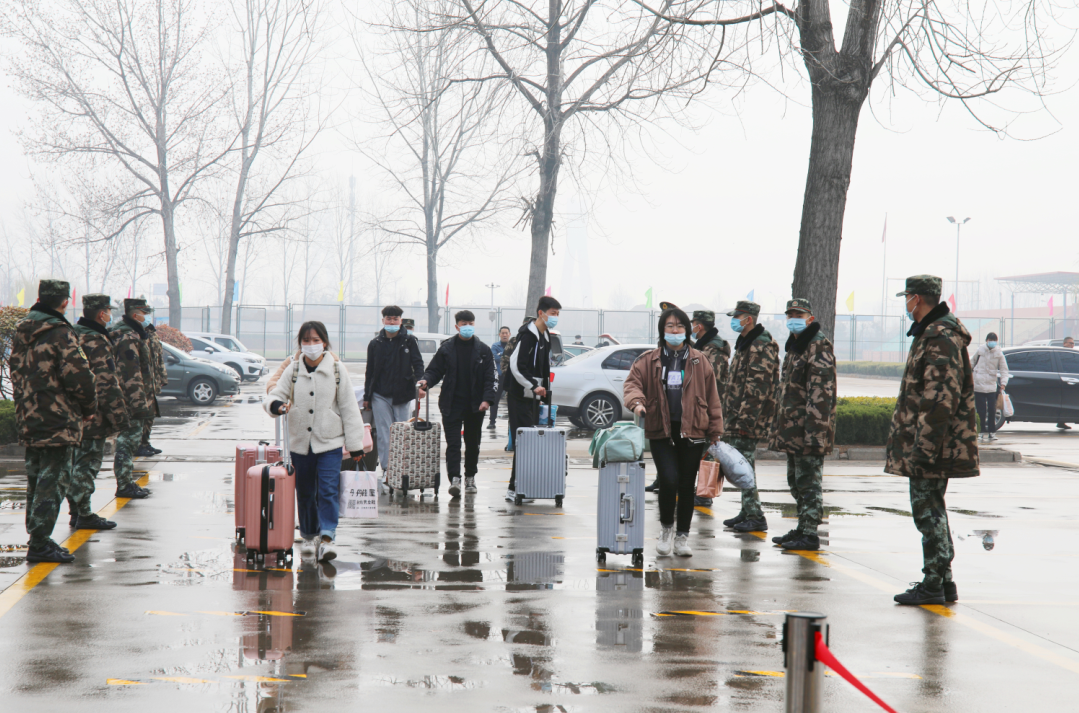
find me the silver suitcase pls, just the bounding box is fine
[508,551,564,589]
[596,570,644,652]
[513,426,567,506]
[597,460,646,567]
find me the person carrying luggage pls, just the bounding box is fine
[363,305,425,472]
[417,311,499,498]
[506,297,561,502]
[623,307,724,557]
[267,321,366,562]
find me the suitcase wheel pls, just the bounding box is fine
[555,495,563,508]
[596,549,606,564]
[514,495,523,506]
[632,552,644,569]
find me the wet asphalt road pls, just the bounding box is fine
[2,377,1079,711]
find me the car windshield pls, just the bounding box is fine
[162,343,191,361]
[215,336,247,352]
[564,347,606,363]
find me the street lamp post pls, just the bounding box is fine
[485,282,500,339]
[946,216,970,309]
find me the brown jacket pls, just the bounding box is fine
[623,346,724,442]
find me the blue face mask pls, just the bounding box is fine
[407,330,414,336]
[786,318,807,334]
[545,314,559,329]
[664,332,687,346]
[459,325,475,339]
[986,341,998,349]
[384,324,400,334]
[730,317,744,333]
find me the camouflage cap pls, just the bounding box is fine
[691,309,716,324]
[658,301,679,310]
[124,297,151,313]
[785,298,812,314]
[401,318,415,330]
[38,279,70,298]
[726,300,761,317]
[82,294,115,311]
[895,274,943,297]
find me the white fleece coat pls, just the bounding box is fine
[264,354,366,455]
[971,344,1011,394]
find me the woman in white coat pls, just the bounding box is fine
[266,321,366,561]
[971,332,1010,442]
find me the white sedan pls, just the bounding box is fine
[551,343,653,430]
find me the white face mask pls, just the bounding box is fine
[301,343,324,359]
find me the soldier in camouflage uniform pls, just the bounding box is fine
[719,301,780,532]
[68,294,130,530]
[110,298,156,499]
[888,275,979,606]
[690,309,730,506]
[137,309,167,457]
[10,280,97,563]
[768,298,837,551]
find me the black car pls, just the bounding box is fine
[998,346,1079,428]
[161,342,241,405]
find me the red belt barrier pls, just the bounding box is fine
[814,632,899,713]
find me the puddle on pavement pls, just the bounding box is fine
[949,507,1003,519]
[866,505,913,517]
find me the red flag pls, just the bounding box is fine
[445,284,449,307]
[948,294,957,311]
[72,287,76,307]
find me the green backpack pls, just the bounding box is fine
[590,418,647,468]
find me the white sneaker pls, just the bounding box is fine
[465,477,477,493]
[449,477,462,497]
[300,537,317,556]
[318,538,337,562]
[506,489,516,502]
[657,525,674,556]
[673,533,692,557]
[988,434,999,442]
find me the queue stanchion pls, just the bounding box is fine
[782,611,827,713]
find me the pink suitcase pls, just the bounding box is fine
[244,414,295,566]
[234,442,283,542]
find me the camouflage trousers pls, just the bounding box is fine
[68,439,106,518]
[114,418,144,489]
[723,435,763,519]
[25,445,75,548]
[140,417,155,446]
[909,477,954,589]
[786,453,824,535]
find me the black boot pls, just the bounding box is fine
[732,517,768,533]
[722,513,746,528]
[943,581,958,603]
[771,529,798,545]
[116,483,150,499]
[645,480,660,493]
[26,542,75,564]
[74,513,118,530]
[135,444,156,457]
[780,533,820,551]
[894,582,945,605]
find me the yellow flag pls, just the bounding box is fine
[16,288,25,306]
[337,281,344,302]
[845,291,855,312]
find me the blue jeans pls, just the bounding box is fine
[291,447,343,540]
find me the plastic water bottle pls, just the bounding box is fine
[539,404,549,424]
[549,404,558,425]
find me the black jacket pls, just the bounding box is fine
[421,336,498,414]
[363,330,425,405]
[507,321,551,400]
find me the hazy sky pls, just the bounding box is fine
[0,4,1075,317]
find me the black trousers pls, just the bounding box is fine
[508,395,539,490]
[975,391,998,434]
[443,409,485,478]
[650,425,706,533]
[489,371,506,423]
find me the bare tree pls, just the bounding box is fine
[3,0,232,328]
[647,0,1061,335]
[219,0,323,333]
[450,0,719,313]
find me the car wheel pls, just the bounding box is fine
[226,362,244,379]
[994,408,1006,431]
[581,392,619,430]
[189,378,218,405]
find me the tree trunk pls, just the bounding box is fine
[791,78,865,340]
[162,200,182,329]
[427,238,440,332]
[525,119,561,313]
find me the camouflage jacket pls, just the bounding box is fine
[145,325,168,395]
[500,335,517,375]
[695,329,731,404]
[723,325,780,440]
[10,305,97,447]
[74,318,130,440]
[110,316,155,419]
[768,322,837,455]
[885,304,980,479]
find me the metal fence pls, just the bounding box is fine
[170,306,1079,362]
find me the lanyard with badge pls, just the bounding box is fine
[662,349,685,390]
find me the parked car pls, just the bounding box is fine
[188,331,254,354]
[997,346,1079,428]
[161,342,241,405]
[562,344,595,360]
[185,333,267,382]
[551,343,653,430]
[1023,339,1067,347]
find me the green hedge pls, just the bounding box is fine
[834,396,895,446]
[0,400,15,445]
[837,361,905,378]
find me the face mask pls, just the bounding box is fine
[545,315,559,329]
[459,325,475,339]
[905,297,917,322]
[730,317,744,333]
[384,324,400,334]
[301,343,324,359]
[407,330,414,336]
[664,332,686,346]
[786,318,807,334]
[986,341,998,349]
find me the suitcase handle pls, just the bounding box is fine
[413,383,433,432]
[619,494,634,524]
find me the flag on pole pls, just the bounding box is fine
[1049,296,1055,316]
[845,291,855,312]
[126,286,131,299]
[948,294,957,312]
[337,281,344,302]
[545,286,552,296]
[233,282,240,303]
[644,287,653,309]
[72,287,77,307]
[16,288,25,306]
[445,284,449,307]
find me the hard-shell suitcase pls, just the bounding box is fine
[596,460,645,567]
[514,426,567,506]
[386,392,441,498]
[244,414,295,566]
[234,441,283,542]
[243,589,294,661]
[596,570,644,652]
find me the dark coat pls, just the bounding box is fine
[363,330,425,405]
[421,336,499,414]
[74,318,130,440]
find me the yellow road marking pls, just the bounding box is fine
[107,679,147,685]
[732,670,922,680]
[152,676,213,684]
[0,472,152,619]
[145,611,186,616]
[733,670,784,677]
[225,675,291,682]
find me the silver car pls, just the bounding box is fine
[551,343,653,430]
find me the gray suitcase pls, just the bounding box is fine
[596,570,644,652]
[513,426,567,506]
[508,551,564,589]
[596,460,646,567]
